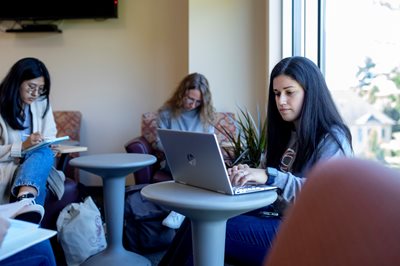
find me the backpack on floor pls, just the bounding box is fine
[123,183,176,254]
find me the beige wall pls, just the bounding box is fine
[189,0,267,112]
[0,0,271,185]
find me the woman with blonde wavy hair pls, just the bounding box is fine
[156,72,216,229]
[157,72,215,136]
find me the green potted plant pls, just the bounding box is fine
[218,106,267,167]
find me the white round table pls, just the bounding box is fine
[141,181,278,266]
[70,153,157,266]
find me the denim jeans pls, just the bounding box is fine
[11,147,54,206]
[0,239,56,266]
[225,210,281,265]
[159,207,282,266]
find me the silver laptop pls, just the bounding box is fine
[157,129,277,195]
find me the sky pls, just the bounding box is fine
[325,0,400,91]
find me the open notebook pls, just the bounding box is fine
[158,129,277,195]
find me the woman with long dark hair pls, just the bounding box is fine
[160,56,353,266]
[0,57,61,225]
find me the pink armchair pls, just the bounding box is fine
[124,111,236,184]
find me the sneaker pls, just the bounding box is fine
[162,211,185,229]
[12,198,44,224]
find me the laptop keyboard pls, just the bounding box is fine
[233,184,275,194]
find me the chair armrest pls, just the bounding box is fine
[125,136,153,155]
[124,136,156,184]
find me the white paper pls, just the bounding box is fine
[0,219,56,261]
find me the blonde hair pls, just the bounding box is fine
[160,72,215,125]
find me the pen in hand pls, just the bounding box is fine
[22,133,50,147]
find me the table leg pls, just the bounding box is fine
[81,175,151,266]
[191,219,227,266]
[56,153,68,171]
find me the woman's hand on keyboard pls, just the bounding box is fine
[228,164,268,186]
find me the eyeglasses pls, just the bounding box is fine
[184,96,202,107]
[24,83,46,95]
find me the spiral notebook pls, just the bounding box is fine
[157,129,277,195]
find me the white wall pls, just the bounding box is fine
[0,0,270,185]
[189,0,268,114]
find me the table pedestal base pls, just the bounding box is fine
[69,153,157,266]
[192,220,226,266]
[141,181,278,266]
[81,246,151,266]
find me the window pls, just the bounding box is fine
[285,0,400,167]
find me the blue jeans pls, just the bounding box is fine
[225,210,281,265]
[11,147,54,206]
[0,239,56,266]
[159,207,282,266]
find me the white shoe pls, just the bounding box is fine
[162,211,185,229]
[13,199,44,224]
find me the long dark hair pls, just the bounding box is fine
[0,57,51,130]
[266,56,352,172]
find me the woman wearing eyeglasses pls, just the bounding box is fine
[155,72,216,229]
[0,58,61,231]
[156,72,215,149]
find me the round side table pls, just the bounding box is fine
[70,153,157,266]
[141,181,277,266]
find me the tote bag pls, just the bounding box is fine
[56,196,107,265]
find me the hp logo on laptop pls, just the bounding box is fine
[186,153,197,166]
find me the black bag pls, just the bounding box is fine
[123,184,176,254]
